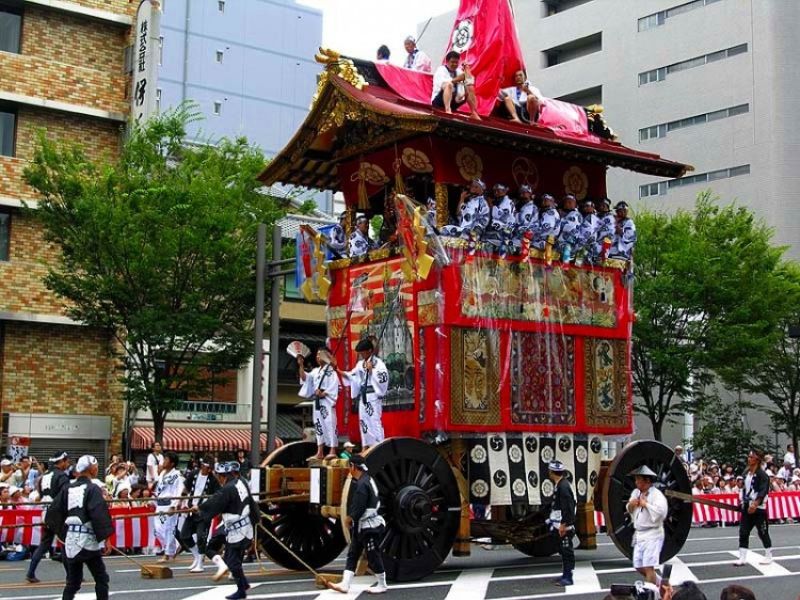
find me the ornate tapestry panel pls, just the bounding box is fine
[450,328,501,426]
[584,338,629,428]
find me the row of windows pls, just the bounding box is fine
[638,0,723,32]
[639,43,748,86]
[640,164,751,198]
[639,103,749,141]
[0,5,21,54]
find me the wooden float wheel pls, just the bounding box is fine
[259,441,347,571]
[342,437,461,582]
[601,440,692,563]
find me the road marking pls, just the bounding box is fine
[443,568,494,600]
[665,556,698,583]
[569,562,602,594]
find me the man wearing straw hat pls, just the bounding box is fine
[45,454,113,600]
[26,450,70,583]
[297,347,340,461]
[626,465,668,585]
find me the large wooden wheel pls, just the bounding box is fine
[259,441,347,571]
[344,437,461,582]
[602,440,692,563]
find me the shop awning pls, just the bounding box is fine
[130,426,267,452]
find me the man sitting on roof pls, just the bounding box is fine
[403,36,432,72]
[498,70,542,124]
[349,215,377,258]
[432,51,481,121]
[440,179,490,240]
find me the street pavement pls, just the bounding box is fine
[1,525,798,600]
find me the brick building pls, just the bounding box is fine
[0,0,135,463]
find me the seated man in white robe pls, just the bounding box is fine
[431,51,480,120]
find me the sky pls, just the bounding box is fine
[298,0,458,64]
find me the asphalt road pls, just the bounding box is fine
[1,525,798,600]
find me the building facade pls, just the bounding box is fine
[0,0,136,464]
[156,0,332,212]
[421,0,799,257]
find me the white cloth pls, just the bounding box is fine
[516,201,538,233]
[154,467,184,556]
[432,65,464,102]
[489,195,516,232]
[146,452,163,484]
[611,217,637,260]
[633,537,663,569]
[557,209,583,248]
[64,484,102,559]
[349,229,375,257]
[499,83,541,105]
[404,48,432,72]
[784,451,796,468]
[191,473,208,508]
[299,365,339,448]
[533,207,560,249]
[628,486,668,550]
[344,356,390,447]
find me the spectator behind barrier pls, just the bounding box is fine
[672,581,708,600]
[720,584,756,600]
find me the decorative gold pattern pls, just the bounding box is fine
[435,183,449,229]
[450,328,501,426]
[455,147,483,181]
[584,338,629,428]
[312,47,368,108]
[563,166,589,200]
[402,148,434,173]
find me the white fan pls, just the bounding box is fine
[286,340,311,358]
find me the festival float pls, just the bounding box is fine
[256,0,697,582]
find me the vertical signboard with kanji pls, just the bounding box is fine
[131,0,162,123]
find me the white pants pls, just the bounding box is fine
[314,400,338,448]
[632,534,663,569]
[359,396,384,447]
[155,511,179,556]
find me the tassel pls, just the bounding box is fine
[358,175,369,210]
[394,159,405,195]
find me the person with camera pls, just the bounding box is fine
[626,465,668,586]
[547,460,576,587]
[734,448,772,566]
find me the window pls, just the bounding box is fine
[215,50,224,63]
[0,6,22,54]
[0,212,9,261]
[640,164,750,197]
[556,85,602,107]
[0,107,15,157]
[638,0,724,32]
[639,44,748,86]
[543,32,602,68]
[218,0,225,12]
[542,0,594,16]
[213,101,222,115]
[156,88,162,112]
[639,104,749,141]
[158,36,163,66]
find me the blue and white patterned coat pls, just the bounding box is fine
[349,229,376,257]
[533,207,560,250]
[441,195,490,239]
[610,217,637,260]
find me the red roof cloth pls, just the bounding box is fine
[131,426,266,452]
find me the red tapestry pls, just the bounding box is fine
[510,332,575,426]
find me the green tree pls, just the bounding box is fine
[23,105,283,444]
[632,193,790,440]
[723,266,800,462]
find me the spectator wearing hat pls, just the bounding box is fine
[45,454,113,600]
[331,455,388,594]
[610,201,637,261]
[335,338,389,451]
[339,441,356,461]
[349,215,377,258]
[26,451,71,583]
[532,193,560,251]
[0,458,23,487]
[431,51,480,120]
[547,461,576,587]
[297,347,340,461]
[735,448,772,566]
[440,178,490,239]
[195,461,258,599]
[402,35,431,72]
[626,465,668,586]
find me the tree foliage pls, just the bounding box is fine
[24,105,283,444]
[632,192,791,440]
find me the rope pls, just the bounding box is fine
[0,490,296,508]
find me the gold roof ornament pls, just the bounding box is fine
[311,47,368,108]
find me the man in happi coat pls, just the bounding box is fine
[440,179,490,240]
[297,347,340,460]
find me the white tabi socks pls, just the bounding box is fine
[365,572,388,594]
[330,569,354,593]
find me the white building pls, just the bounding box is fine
[421,0,799,256]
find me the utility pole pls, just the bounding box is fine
[250,223,294,469]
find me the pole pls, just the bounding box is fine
[267,224,282,453]
[250,224,266,469]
